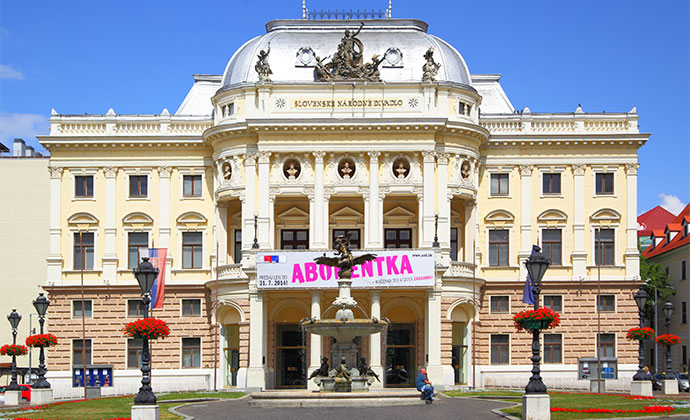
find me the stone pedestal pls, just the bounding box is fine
[131,404,159,420]
[31,388,54,405]
[662,379,678,395]
[630,380,653,397]
[5,390,22,406]
[86,386,101,399]
[522,394,550,420]
[590,379,606,393]
[369,365,384,389]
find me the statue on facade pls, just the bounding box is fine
[222,162,232,181]
[255,43,272,82]
[309,357,330,379]
[339,161,353,179]
[311,24,384,82]
[460,160,471,180]
[395,161,408,178]
[314,233,376,280]
[422,47,441,82]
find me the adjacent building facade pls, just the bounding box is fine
[36,15,649,397]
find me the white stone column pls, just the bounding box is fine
[215,203,229,265]
[572,164,587,279]
[246,290,266,390]
[436,153,450,248]
[421,152,436,248]
[625,163,640,280]
[257,152,271,249]
[518,165,533,279]
[313,152,327,249]
[369,290,383,389]
[323,194,330,246]
[268,194,276,249]
[464,202,476,264]
[158,166,172,281]
[417,194,424,248]
[47,166,63,285]
[243,154,258,251]
[366,152,381,248]
[426,290,448,388]
[102,167,118,284]
[307,291,322,391]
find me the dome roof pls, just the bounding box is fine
[220,19,471,87]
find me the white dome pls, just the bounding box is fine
[221,19,472,87]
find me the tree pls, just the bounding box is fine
[639,252,675,326]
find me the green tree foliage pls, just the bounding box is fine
[639,253,675,326]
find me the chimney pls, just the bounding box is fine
[13,138,26,157]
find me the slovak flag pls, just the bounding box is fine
[139,248,168,309]
[263,255,284,263]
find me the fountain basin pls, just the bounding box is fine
[301,318,387,343]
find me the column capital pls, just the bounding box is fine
[313,151,326,162]
[519,164,534,176]
[103,166,118,179]
[625,162,640,175]
[257,151,272,164]
[422,151,436,163]
[157,166,172,178]
[244,153,257,166]
[367,151,381,162]
[48,166,63,179]
[436,153,450,164]
[370,290,381,299]
[572,163,586,176]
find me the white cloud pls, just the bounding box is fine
[659,193,686,216]
[0,111,50,152]
[0,64,24,80]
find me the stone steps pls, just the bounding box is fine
[248,389,427,407]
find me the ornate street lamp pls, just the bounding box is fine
[132,257,159,405]
[252,213,260,249]
[662,301,674,379]
[432,212,440,248]
[632,288,649,380]
[523,246,550,394]
[32,293,51,388]
[7,309,22,391]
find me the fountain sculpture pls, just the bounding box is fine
[300,235,389,392]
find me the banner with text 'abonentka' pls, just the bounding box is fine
[256,250,435,289]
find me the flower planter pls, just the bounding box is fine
[520,319,552,330]
[26,333,58,348]
[123,317,170,340]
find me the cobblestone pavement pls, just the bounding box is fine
[176,396,515,420]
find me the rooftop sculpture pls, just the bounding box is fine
[313,23,384,82]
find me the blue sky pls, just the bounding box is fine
[1,0,687,214]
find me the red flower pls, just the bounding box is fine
[656,334,681,346]
[0,344,29,356]
[513,307,561,331]
[626,327,655,341]
[123,318,170,340]
[25,333,58,348]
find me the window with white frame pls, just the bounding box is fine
[488,229,509,266]
[182,232,203,269]
[75,175,94,198]
[73,339,92,365]
[127,300,146,317]
[542,173,561,195]
[490,296,510,313]
[182,298,202,316]
[595,172,614,195]
[490,173,509,196]
[542,229,562,265]
[127,339,143,369]
[543,334,562,363]
[73,300,92,317]
[129,175,148,198]
[183,175,202,197]
[594,228,615,266]
[182,337,201,368]
[597,295,615,312]
[543,295,563,312]
[597,333,615,357]
[128,232,149,269]
[490,335,509,364]
[73,232,95,270]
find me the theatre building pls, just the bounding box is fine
[38,12,649,398]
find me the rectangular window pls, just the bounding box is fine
[129,175,148,198]
[543,295,563,312]
[490,335,509,365]
[543,334,562,364]
[450,228,458,262]
[75,175,94,198]
[595,173,614,195]
[597,333,615,358]
[490,173,509,195]
[489,229,509,266]
[542,229,562,266]
[233,229,242,263]
[182,338,201,368]
[128,232,149,269]
[490,296,510,313]
[595,228,615,266]
[127,339,143,369]
[73,339,92,365]
[682,301,687,324]
[543,173,561,194]
[332,229,361,249]
[73,300,93,318]
[127,300,146,317]
[182,299,202,316]
[384,228,413,249]
[281,229,309,250]
[598,295,615,312]
[183,175,202,197]
[682,260,687,280]
[182,232,203,269]
[73,232,95,270]
[682,346,687,368]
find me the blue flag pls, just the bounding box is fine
[521,245,540,305]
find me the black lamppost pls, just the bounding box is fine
[662,301,674,379]
[432,212,440,248]
[7,309,22,391]
[32,293,51,388]
[632,288,649,380]
[252,213,260,249]
[524,246,550,394]
[133,257,159,405]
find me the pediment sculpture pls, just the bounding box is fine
[313,23,384,82]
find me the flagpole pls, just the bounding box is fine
[214,241,219,392]
[79,231,87,401]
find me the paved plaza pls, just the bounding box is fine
[176,396,514,420]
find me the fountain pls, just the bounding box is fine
[300,235,389,392]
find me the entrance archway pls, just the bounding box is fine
[218,304,243,387]
[383,301,422,387]
[273,305,308,388]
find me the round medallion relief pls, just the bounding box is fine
[283,158,301,180]
[338,158,356,179]
[221,162,232,181]
[392,157,410,179]
[460,160,471,180]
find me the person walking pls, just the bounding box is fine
[416,367,434,404]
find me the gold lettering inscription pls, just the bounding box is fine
[292,98,405,109]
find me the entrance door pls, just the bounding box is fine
[276,325,306,388]
[385,323,415,387]
[223,325,240,387]
[452,322,468,384]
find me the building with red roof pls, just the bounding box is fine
[638,205,676,250]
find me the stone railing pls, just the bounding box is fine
[480,113,637,135]
[50,114,212,137]
[216,263,247,280]
[444,261,476,278]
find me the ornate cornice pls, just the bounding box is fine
[625,162,639,175]
[48,166,63,179]
[572,164,586,176]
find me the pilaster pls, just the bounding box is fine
[157,166,172,280]
[47,166,63,285]
[519,164,533,279]
[102,167,118,284]
[243,154,258,251]
[366,152,381,248]
[421,151,436,247]
[313,151,327,249]
[369,290,383,389]
[215,203,229,266]
[436,153,450,248]
[257,152,271,249]
[572,164,587,278]
[308,291,322,391]
[246,290,266,390]
[625,163,640,280]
